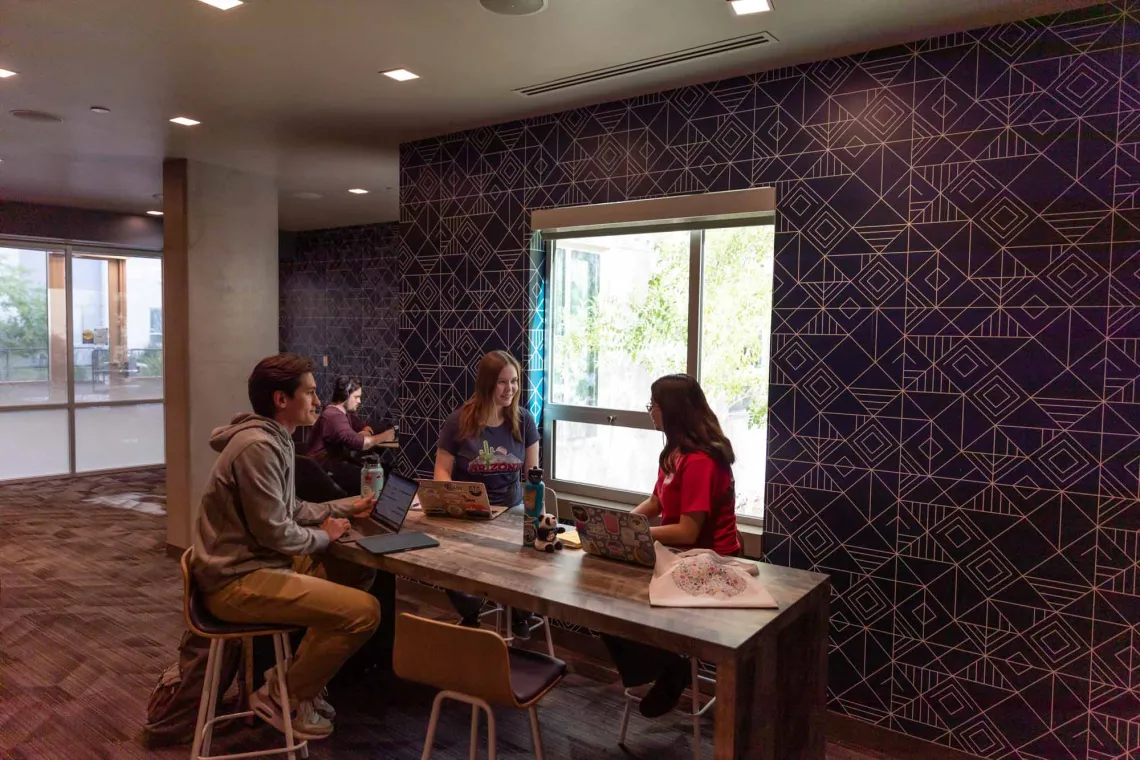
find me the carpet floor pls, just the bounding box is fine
[0,469,892,760]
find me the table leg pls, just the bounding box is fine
[714,589,829,760]
[375,570,397,670]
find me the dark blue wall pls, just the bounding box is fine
[279,223,401,424]
[393,3,1140,758]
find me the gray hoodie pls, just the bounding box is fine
[191,413,353,593]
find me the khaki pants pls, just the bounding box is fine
[205,555,380,700]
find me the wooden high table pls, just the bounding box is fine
[331,505,830,760]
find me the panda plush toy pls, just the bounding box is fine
[534,513,565,552]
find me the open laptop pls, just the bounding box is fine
[338,472,419,543]
[416,480,509,520]
[572,504,656,567]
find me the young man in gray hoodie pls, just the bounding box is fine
[191,353,380,741]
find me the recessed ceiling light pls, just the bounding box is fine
[292,192,323,200]
[729,0,772,14]
[381,69,419,82]
[153,193,164,200]
[197,0,244,9]
[0,69,17,79]
[348,188,369,195]
[480,0,547,15]
[170,116,200,126]
[90,106,111,114]
[147,210,164,217]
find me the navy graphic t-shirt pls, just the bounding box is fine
[437,408,539,507]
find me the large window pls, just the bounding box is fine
[0,243,164,482]
[544,223,774,521]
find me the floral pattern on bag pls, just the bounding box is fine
[670,553,749,597]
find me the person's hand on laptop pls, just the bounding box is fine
[350,496,374,517]
[321,516,351,542]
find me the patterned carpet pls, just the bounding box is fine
[0,470,888,760]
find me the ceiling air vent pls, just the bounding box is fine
[515,32,777,97]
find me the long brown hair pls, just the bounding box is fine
[652,374,735,475]
[458,350,523,441]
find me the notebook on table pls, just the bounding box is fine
[572,504,656,567]
[357,531,439,556]
[416,480,509,520]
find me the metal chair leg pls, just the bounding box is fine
[620,692,638,747]
[528,705,545,760]
[200,638,225,758]
[421,691,446,760]
[190,639,218,760]
[469,704,479,760]
[273,634,298,760]
[542,617,555,658]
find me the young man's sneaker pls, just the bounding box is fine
[264,669,336,722]
[250,683,334,741]
[313,688,335,722]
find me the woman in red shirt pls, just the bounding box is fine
[603,373,740,718]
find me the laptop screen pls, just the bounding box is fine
[371,473,418,532]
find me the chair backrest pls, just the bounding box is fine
[393,613,516,705]
[545,487,559,518]
[294,454,348,503]
[179,547,198,635]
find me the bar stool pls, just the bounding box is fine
[473,488,563,657]
[394,612,567,760]
[617,657,716,760]
[180,549,309,760]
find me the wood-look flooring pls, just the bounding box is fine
[0,469,893,760]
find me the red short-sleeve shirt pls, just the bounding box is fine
[653,451,740,556]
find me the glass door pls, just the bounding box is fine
[0,242,164,482]
[0,245,70,479]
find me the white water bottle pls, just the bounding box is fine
[360,456,383,500]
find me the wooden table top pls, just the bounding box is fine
[330,503,830,662]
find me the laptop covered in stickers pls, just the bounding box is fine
[416,480,510,520]
[572,504,656,567]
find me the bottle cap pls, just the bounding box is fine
[527,466,543,483]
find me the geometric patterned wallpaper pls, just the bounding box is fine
[279,222,401,425]
[393,3,1140,757]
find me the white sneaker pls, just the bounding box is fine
[250,684,334,741]
[313,688,336,722]
[264,669,335,721]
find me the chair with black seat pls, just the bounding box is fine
[180,548,308,760]
[393,612,567,760]
[293,454,347,504]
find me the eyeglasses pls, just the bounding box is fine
[645,400,656,413]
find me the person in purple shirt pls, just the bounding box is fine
[306,377,395,495]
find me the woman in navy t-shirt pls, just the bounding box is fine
[434,350,540,634]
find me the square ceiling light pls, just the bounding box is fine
[198,0,244,9]
[730,0,772,14]
[382,69,419,82]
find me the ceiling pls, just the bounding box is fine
[0,0,1094,231]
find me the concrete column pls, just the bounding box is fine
[163,159,279,550]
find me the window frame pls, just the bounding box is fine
[540,217,775,522]
[0,236,164,481]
